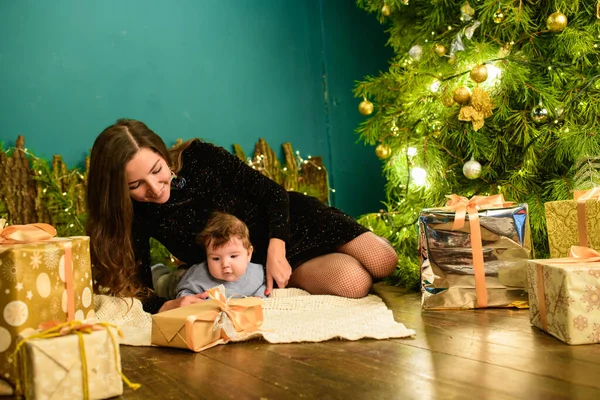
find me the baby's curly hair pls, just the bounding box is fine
[196,212,252,250]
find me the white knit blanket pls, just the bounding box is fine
[94,288,415,347]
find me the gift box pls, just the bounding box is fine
[14,322,125,399]
[152,287,263,352]
[545,189,600,258]
[419,194,532,309]
[527,251,600,345]
[0,222,95,382]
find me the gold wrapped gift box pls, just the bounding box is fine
[545,196,600,258]
[152,288,264,352]
[0,236,95,382]
[15,323,124,400]
[527,256,600,345]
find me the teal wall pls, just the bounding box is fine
[0,0,390,217]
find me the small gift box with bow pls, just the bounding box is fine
[527,247,600,345]
[151,286,264,352]
[13,321,139,399]
[0,220,95,383]
[545,188,600,258]
[419,194,532,309]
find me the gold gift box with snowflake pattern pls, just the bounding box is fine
[0,236,95,383]
[527,259,600,345]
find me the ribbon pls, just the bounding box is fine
[536,245,600,330]
[0,221,75,320]
[184,287,263,351]
[442,194,514,308]
[572,188,600,248]
[11,320,140,399]
[0,220,56,244]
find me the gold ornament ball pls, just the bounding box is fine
[463,158,482,180]
[381,4,391,17]
[453,87,472,105]
[470,64,488,83]
[375,144,392,159]
[442,96,454,107]
[358,100,374,116]
[433,44,447,57]
[547,11,568,33]
[493,10,505,24]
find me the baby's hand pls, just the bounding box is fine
[158,294,204,312]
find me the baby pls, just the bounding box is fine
[176,212,267,298]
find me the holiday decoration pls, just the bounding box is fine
[408,45,423,61]
[13,322,132,399]
[358,99,374,116]
[381,4,391,17]
[453,86,471,105]
[354,0,600,291]
[493,10,505,24]
[545,189,600,258]
[419,195,531,309]
[458,86,494,131]
[375,144,392,159]
[462,157,482,179]
[527,255,600,345]
[531,102,549,124]
[401,0,409,5]
[470,64,488,83]
[433,43,447,57]
[442,96,454,107]
[547,11,568,33]
[151,286,263,352]
[0,229,94,384]
[460,2,475,19]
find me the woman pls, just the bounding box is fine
[87,119,398,313]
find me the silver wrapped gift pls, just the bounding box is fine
[419,200,532,309]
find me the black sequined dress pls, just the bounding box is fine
[133,140,369,313]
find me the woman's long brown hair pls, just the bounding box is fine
[87,118,196,297]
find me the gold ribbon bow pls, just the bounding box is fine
[0,219,57,244]
[185,286,263,351]
[11,320,140,399]
[443,194,514,308]
[0,221,77,321]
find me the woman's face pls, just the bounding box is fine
[125,148,172,203]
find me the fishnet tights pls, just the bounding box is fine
[289,232,398,298]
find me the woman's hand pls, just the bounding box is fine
[265,238,292,296]
[158,294,205,313]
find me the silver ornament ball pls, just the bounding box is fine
[531,104,549,123]
[463,158,482,180]
[409,45,423,61]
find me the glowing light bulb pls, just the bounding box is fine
[407,147,418,157]
[411,167,427,186]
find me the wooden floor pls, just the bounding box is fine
[117,283,600,400]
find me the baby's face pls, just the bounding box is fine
[206,237,252,282]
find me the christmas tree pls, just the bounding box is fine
[354,0,600,289]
